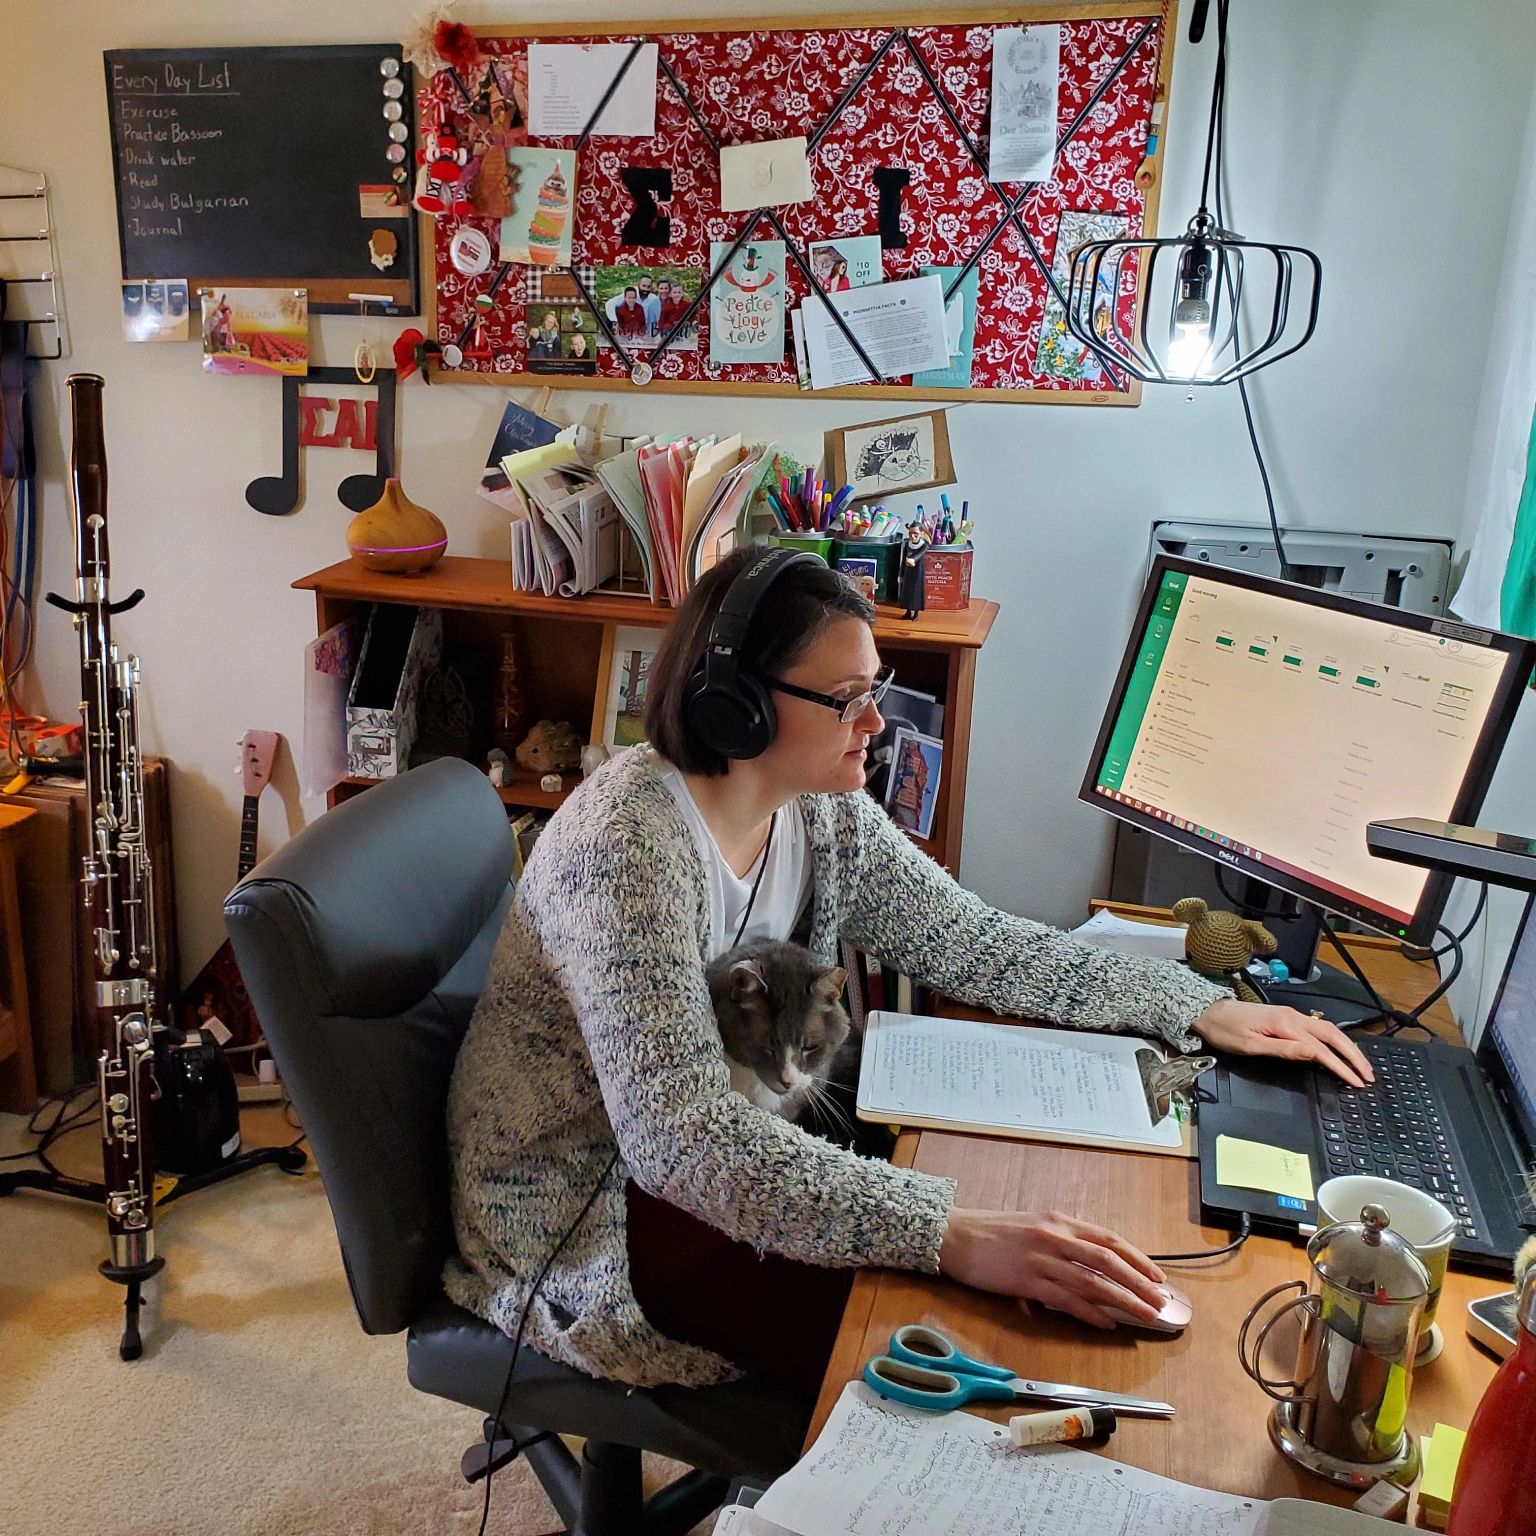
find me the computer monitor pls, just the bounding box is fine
[1080,555,1536,947]
[1483,895,1536,1153]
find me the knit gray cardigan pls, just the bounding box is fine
[444,746,1226,1389]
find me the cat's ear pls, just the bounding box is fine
[812,966,847,1001]
[729,960,766,1000]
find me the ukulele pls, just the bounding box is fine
[175,731,281,1048]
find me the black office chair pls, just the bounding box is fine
[224,758,807,1534]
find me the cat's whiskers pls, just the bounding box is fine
[800,1075,854,1139]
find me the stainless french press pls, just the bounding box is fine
[1238,1203,1430,1488]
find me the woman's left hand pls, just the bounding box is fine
[1192,997,1374,1089]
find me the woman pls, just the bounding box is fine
[446,548,1371,1398]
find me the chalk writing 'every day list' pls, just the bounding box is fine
[110,60,248,240]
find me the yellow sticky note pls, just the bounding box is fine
[1419,1423,1466,1510]
[1215,1134,1314,1201]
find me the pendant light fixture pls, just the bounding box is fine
[1065,0,1321,386]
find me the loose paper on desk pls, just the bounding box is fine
[527,43,658,137]
[801,275,951,389]
[757,1382,1264,1536]
[1216,1134,1315,1201]
[1071,908,1189,962]
[858,1010,1183,1150]
[989,25,1061,182]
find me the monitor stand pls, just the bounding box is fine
[1232,886,1384,1027]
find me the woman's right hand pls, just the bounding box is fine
[938,1206,1167,1330]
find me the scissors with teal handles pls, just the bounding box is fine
[863,1324,1175,1418]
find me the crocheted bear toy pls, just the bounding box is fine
[1172,896,1278,1004]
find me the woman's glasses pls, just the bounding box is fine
[766,665,895,724]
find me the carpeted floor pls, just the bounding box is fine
[0,1107,705,1536]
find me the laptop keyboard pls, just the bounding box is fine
[1318,1037,1479,1242]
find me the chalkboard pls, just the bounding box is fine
[104,45,420,315]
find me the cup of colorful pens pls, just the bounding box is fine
[827,503,904,602]
[765,470,855,563]
[914,493,972,549]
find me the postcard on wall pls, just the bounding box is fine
[911,265,980,390]
[709,240,785,365]
[1036,210,1129,384]
[200,287,308,376]
[500,147,577,267]
[594,263,700,352]
[827,409,955,502]
[528,42,658,138]
[808,236,884,292]
[121,279,189,343]
[884,727,943,841]
[989,24,1060,183]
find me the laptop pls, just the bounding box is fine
[1196,894,1536,1272]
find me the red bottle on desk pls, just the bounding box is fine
[1447,1266,1536,1534]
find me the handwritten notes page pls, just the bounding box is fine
[857,1011,1183,1150]
[757,1384,1264,1536]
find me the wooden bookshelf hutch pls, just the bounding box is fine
[294,556,997,872]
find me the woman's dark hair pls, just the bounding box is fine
[645,545,876,775]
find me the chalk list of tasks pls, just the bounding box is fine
[106,44,417,303]
[109,57,249,247]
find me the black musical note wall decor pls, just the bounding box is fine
[245,366,396,516]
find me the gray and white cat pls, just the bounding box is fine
[706,939,850,1122]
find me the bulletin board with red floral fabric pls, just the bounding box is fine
[425,4,1177,402]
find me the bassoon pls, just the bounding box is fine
[50,373,164,1356]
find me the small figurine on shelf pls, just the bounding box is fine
[486,748,512,789]
[1172,896,1278,1003]
[898,518,931,620]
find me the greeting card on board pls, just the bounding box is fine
[912,265,980,390]
[500,148,577,267]
[719,136,813,212]
[200,286,308,376]
[709,241,785,365]
[1036,210,1129,383]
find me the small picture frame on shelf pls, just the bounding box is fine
[883,725,943,841]
[825,409,955,503]
[592,622,662,749]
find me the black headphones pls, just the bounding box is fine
[681,546,822,760]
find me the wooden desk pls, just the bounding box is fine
[811,929,1506,1511]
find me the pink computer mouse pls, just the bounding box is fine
[1103,1283,1193,1333]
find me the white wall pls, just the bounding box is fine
[1446,55,1536,1044]
[7,0,1536,978]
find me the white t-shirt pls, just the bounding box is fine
[657,761,812,958]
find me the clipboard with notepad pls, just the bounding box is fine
[855,1011,1212,1159]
